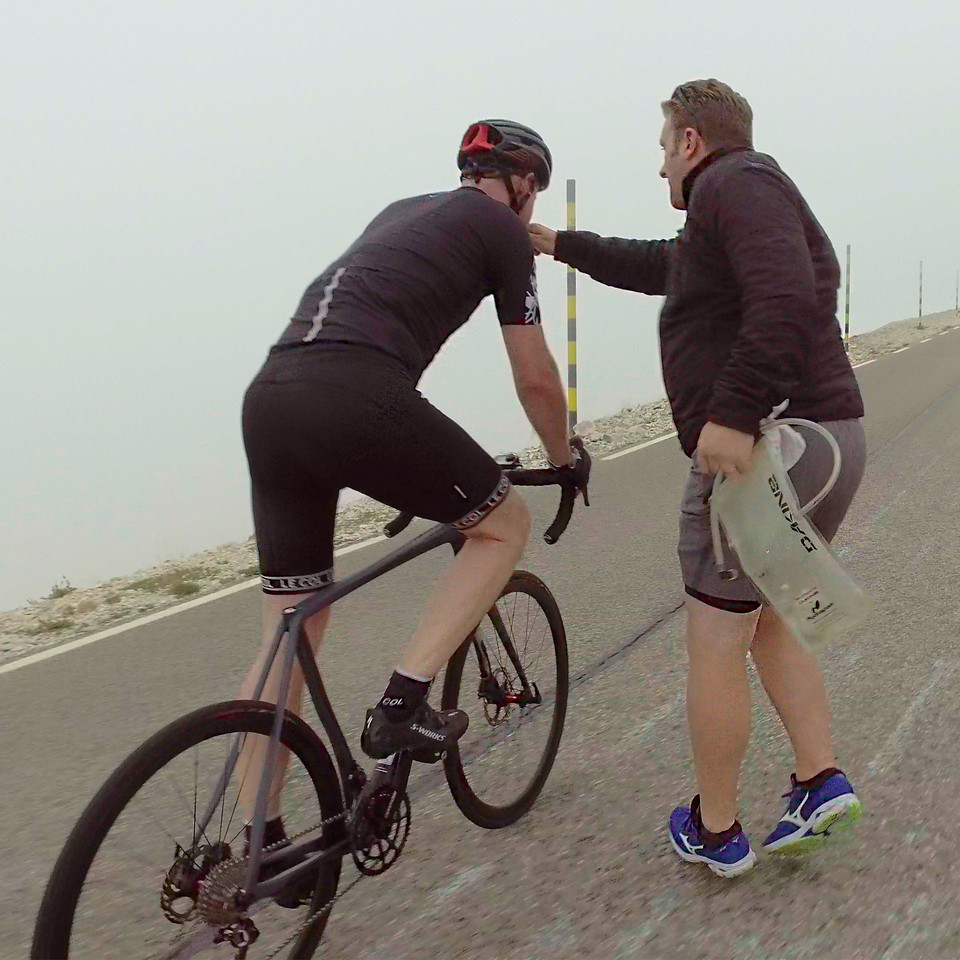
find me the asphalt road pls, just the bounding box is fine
[3,326,960,959]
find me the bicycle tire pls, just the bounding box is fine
[441,570,568,828]
[32,700,344,960]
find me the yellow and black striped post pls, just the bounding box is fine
[843,244,851,352]
[566,178,577,431]
[919,260,923,319]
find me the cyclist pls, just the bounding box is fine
[238,120,590,848]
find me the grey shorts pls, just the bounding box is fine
[678,419,866,610]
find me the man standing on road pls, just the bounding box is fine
[529,80,865,876]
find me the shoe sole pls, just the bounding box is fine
[764,796,863,855]
[668,831,757,878]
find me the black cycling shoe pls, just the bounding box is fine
[360,700,469,760]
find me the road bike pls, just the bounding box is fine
[32,449,588,959]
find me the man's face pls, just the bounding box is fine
[512,172,539,225]
[659,118,700,210]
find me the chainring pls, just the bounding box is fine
[350,785,411,876]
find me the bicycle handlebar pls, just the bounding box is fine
[383,446,589,544]
[383,512,416,538]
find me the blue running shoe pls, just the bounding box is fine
[668,796,757,878]
[763,768,862,854]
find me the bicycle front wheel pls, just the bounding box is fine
[32,700,344,960]
[441,570,568,828]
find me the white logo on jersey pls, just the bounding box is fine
[302,266,347,343]
[524,270,541,325]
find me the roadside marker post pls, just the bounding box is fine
[566,178,577,431]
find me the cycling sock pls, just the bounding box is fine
[379,670,431,722]
[795,766,844,790]
[691,795,741,850]
[243,816,287,853]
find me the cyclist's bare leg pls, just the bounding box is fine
[237,596,331,822]
[685,595,761,833]
[749,605,837,781]
[397,486,530,680]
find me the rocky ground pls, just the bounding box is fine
[2,309,955,666]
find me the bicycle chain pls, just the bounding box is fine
[260,781,417,958]
[197,808,353,925]
[194,801,385,960]
[260,874,366,960]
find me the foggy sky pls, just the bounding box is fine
[2,0,958,610]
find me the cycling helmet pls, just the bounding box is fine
[457,119,553,194]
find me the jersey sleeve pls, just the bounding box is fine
[485,210,542,327]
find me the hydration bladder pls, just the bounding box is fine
[709,416,871,653]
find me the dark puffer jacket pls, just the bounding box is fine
[553,147,864,456]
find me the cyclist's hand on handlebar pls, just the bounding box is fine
[549,437,591,504]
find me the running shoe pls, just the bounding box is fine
[668,795,757,878]
[762,769,862,854]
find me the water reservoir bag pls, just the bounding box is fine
[710,419,872,653]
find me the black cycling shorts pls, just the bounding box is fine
[242,343,508,594]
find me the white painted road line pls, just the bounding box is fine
[0,534,388,677]
[602,431,678,461]
[920,338,933,343]
[852,359,876,368]
[893,346,909,354]
[866,661,958,778]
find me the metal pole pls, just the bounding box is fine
[919,260,923,319]
[844,244,851,352]
[566,178,577,432]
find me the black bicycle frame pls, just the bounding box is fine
[195,457,585,909]
[192,519,464,902]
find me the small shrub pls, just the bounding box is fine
[76,598,99,614]
[25,616,75,635]
[241,564,260,578]
[169,580,201,598]
[47,577,76,600]
[105,594,121,605]
[128,567,205,594]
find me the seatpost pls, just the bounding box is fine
[242,605,302,900]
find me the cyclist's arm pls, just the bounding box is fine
[533,224,673,294]
[486,213,573,467]
[502,326,572,467]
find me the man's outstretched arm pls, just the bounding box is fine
[529,223,672,294]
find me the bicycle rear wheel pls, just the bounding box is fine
[441,570,568,828]
[32,701,344,960]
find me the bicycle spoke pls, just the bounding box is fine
[46,710,341,960]
[444,575,566,825]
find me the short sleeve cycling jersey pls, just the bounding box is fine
[274,186,541,382]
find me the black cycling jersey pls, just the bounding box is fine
[274,186,541,382]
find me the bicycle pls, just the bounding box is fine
[32,447,589,960]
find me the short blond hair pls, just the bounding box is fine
[662,79,753,150]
